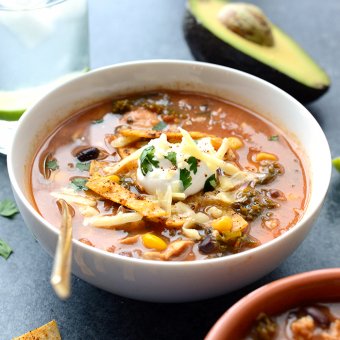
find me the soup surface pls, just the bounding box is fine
[30,91,309,261]
[244,303,340,340]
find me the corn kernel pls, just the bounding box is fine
[288,194,300,200]
[228,137,243,150]
[256,152,277,161]
[211,216,233,232]
[107,175,120,183]
[142,234,167,251]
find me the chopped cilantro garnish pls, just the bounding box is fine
[76,162,90,171]
[0,199,19,217]
[152,121,167,131]
[180,168,192,190]
[164,151,177,166]
[292,184,295,187]
[92,119,104,124]
[268,135,279,141]
[69,178,89,191]
[203,174,217,193]
[332,157,340,173]
[119,177,125,182]
[46,160,59,170]
[187,156,198,174]
[194,140,198,145]
[140,146,160,176]
[0,239,13,260]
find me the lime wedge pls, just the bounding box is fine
[332,157,340,173]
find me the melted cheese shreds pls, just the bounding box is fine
[50,192,96,206]
[178,128,239,175]
[103,146,145,175]
[90,211,143,228]
[215,138,229,159]
[110,136,140,148]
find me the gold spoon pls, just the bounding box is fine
[50,199,73,300]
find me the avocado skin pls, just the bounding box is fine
[183,10,329,104]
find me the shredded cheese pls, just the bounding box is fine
[103,146,145,174]
[178,128,239,175]
[215,138,229,159]
[50,192,96,206]
[90,211,143,228]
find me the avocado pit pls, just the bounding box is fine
[217,3,274,47]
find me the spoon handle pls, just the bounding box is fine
[50,199,73,300]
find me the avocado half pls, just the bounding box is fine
[183,0,330,104]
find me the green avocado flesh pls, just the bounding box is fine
[185,0,330,103]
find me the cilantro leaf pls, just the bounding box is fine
[180,168,192,190]
[76,162,90,171]
[119,177,125,182]
[92,119,104,124]
[268,135,279,141]
[69,178,89,191]
[152,121,167,131]
[164,151,177,166]
[194,140,198,145]
[46,160,59,170]
[0,239,13,259]
[203,174,217,193]
[139,146,159,176]
[0,199,19,217]
[187,156,198,174]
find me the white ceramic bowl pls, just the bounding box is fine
[8,60,331,302]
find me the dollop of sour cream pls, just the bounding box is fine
[137,134,216,196]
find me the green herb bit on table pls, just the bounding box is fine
[0,239,13,260]
[0,198,19,217]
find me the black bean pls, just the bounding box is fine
[199,236,215,253]
[76,147,100,162]
[302,306,330,327]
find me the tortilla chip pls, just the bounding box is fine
[89,161,113,176]
[86,173,168,218]
[13,320,61,340]
[117,146,138,159]
[119,129,216,140]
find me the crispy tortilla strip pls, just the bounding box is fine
[117,146,138,159]
[89,161,113,176]
[13,320,61,340]
[86,174,168,218]
[119,129,216,140]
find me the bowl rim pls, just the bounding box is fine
[204,268,340,340]
[7,59,332,267]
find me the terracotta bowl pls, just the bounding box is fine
[205,268,340,339]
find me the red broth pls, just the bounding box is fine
[30,91,309,261]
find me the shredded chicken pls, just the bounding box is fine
[142,240,194,261]
[119,109,160,128]
[291,316,315,340]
